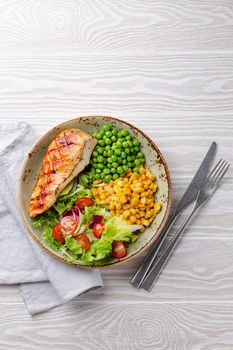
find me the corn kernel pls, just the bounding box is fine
[133,187,144,193]
[130,208,137,215]
[142,219,150,227]
[140,197,147,204]
[146,210,153,218]
[154,202,162,213]
[140,191,147,197]
[131,198,139,206]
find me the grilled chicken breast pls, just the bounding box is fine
[29,128,96,218]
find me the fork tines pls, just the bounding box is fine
[207,159,230,186]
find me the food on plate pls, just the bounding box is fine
[92,167,161,230]
[87,124,145,182]
[29,129,96,218]
[31,123,162,265]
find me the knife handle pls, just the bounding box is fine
[130,212,179,288]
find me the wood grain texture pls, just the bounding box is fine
[1,302,233,350]
[0,0,233,53]
[0,0,233,348]
[1,238,233,304]
[0,55,233,116]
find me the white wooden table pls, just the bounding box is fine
[0,1,233,349]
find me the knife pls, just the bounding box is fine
[130,141,217,288]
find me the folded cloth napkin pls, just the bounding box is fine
[0,122,103,315]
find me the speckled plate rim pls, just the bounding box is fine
[18,115,172,269]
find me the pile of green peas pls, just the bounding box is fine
[88,124,145,182]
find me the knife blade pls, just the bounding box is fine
[130,141,217,288]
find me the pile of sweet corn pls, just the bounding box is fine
[92,167,162,229]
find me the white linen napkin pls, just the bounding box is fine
[0,122,103,315]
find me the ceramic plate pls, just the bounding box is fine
[18,116,172,268]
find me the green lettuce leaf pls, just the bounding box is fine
[81,216,134,264]
[32,209,61,250]
[54,186,91,215]
[65,237,83,255]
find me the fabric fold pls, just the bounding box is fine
[0,122,103,315]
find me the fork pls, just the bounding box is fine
[141,159,230,292]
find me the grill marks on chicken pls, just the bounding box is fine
[29,128,95,218]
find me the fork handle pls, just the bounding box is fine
[141,205,199,291]
[130,213,177,288]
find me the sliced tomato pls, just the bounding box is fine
[93,222,104,238]
[112,241,127,259]
[52,224,65,243]
[75,197,94,207]
[75,234,90,251]
[60,216,78,237]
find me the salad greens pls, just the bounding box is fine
[32,174,140,265]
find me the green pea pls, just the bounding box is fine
[122,159,127,165]
[92,157,98,163]
[121,151,127,158]
[105,131,112,137]
[95,133,101,140]
[126,135,132,141]
[102,124,111,131]
[92,151,98,157]
[116,140,122,148]
[113,174,119,180]
[88,173,94,180]
[112,128,117,136]
[127,141,133,148]
[134,159,141,166]
[127,156,132,162]
[105,138,112,145]
[117,132,122,138]
[92,132,97,138]
[127,162,133,168]
[99,139,105,147]
[104,174,112,182]
[97,155,104,163]
[138,152,144,158]
[139,158,145,164]
[133,139,140,147]
[107,163,112,169]
[114,149,121,156]
[123,165,128,172]
[107,150,113,157]
[111,143,117,151]
[111,135,117,142]
[111,155,117,162]
[96,146,104,154]
[103,150,108,157]
[105,145,111,151]
[117,166,123,174]
[107,157,113,163]
[117,156,122,164]
[94,173,101,179]
[133,167,140,173]
[92,163,98,169]
[103,168,110,174]
[130,147,135,154]
[122,141,128,148]
[125,148,130,154]
[99,130,105,137]
[110,167,116,174]
[112,162,118,168]
[134,146,140,152]
[96,169,101,174]
[123,129,129,137]
[97,163,104,169]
